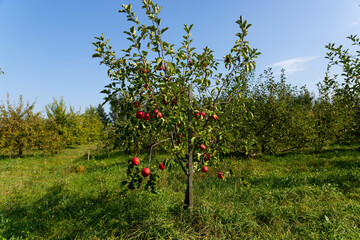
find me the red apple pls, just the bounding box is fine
[211,114,218,120]
[204,64,207,68]
[194,111,201,119]
[203,153,210,161]
[201,112,206,118]
[202,166,208,172]
[154,110,159,114]
[159,163,165,170]
[142,168,150,177]
[132,157,140,165]
[162,99,169,105]
[144,84,149,90]
[143,113,150,121]
[136,111,145,119]
[218,172,224,179]
[212,137,215,141]
[134,101,141,108]
[171,98,177,105]
[159,65,163,71]
[189,60,193,66]
[200,144,206,151]
[157,112,162,118]
[186,163,189,168]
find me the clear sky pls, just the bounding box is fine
[0,0,359,113]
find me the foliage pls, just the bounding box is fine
[83,106,103,143]
[316,35,360,144]
[223,68,316,155]
[96,103,110,126]
[46,98,103,147]
[322,35,360,100]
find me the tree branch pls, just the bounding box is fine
[148,138,171,167]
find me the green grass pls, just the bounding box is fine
[1,145,360,239]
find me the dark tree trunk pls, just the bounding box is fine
[17,146,23,158]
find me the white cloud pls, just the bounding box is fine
[351,20,360,26]
[270,56,317,75]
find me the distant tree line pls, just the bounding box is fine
[0,96,103,157]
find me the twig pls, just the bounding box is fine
[148,138,171,167]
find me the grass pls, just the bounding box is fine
[0,145,360,239]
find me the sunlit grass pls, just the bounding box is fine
[0,145,359,239]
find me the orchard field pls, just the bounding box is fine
[1,1,360,239]
[1,144,360,239]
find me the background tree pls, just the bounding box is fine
[0,95,62,157]
[96,103,110,126]
[46,97,103,147]
[83,106,103,160]
[320,35,360,141]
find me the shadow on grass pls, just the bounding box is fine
[0,183,184,239]
[265,144,360,158]
[249,170,360,194]
[0,152,49,161]
[330,159,360,169]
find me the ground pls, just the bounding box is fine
[0,145,359,239]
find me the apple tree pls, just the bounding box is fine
[0,95,63,157]
[320,35,360,140]
[93,0,260,209]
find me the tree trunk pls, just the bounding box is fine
[88,141,91,161]
[17,146,23,158]
[184,82,194,211]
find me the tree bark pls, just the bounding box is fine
[184,82,194,211]
[17,147,23,158]
[88,141,91,161]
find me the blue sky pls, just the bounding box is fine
[0,0,359,113]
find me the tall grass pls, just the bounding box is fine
[1,145,360,239]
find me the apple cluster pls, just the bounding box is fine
[131,156,166,177]
[136,109,162,121]
[132,153,224,179]
[194,110,218,121]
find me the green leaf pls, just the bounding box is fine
[92,53,102,58]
